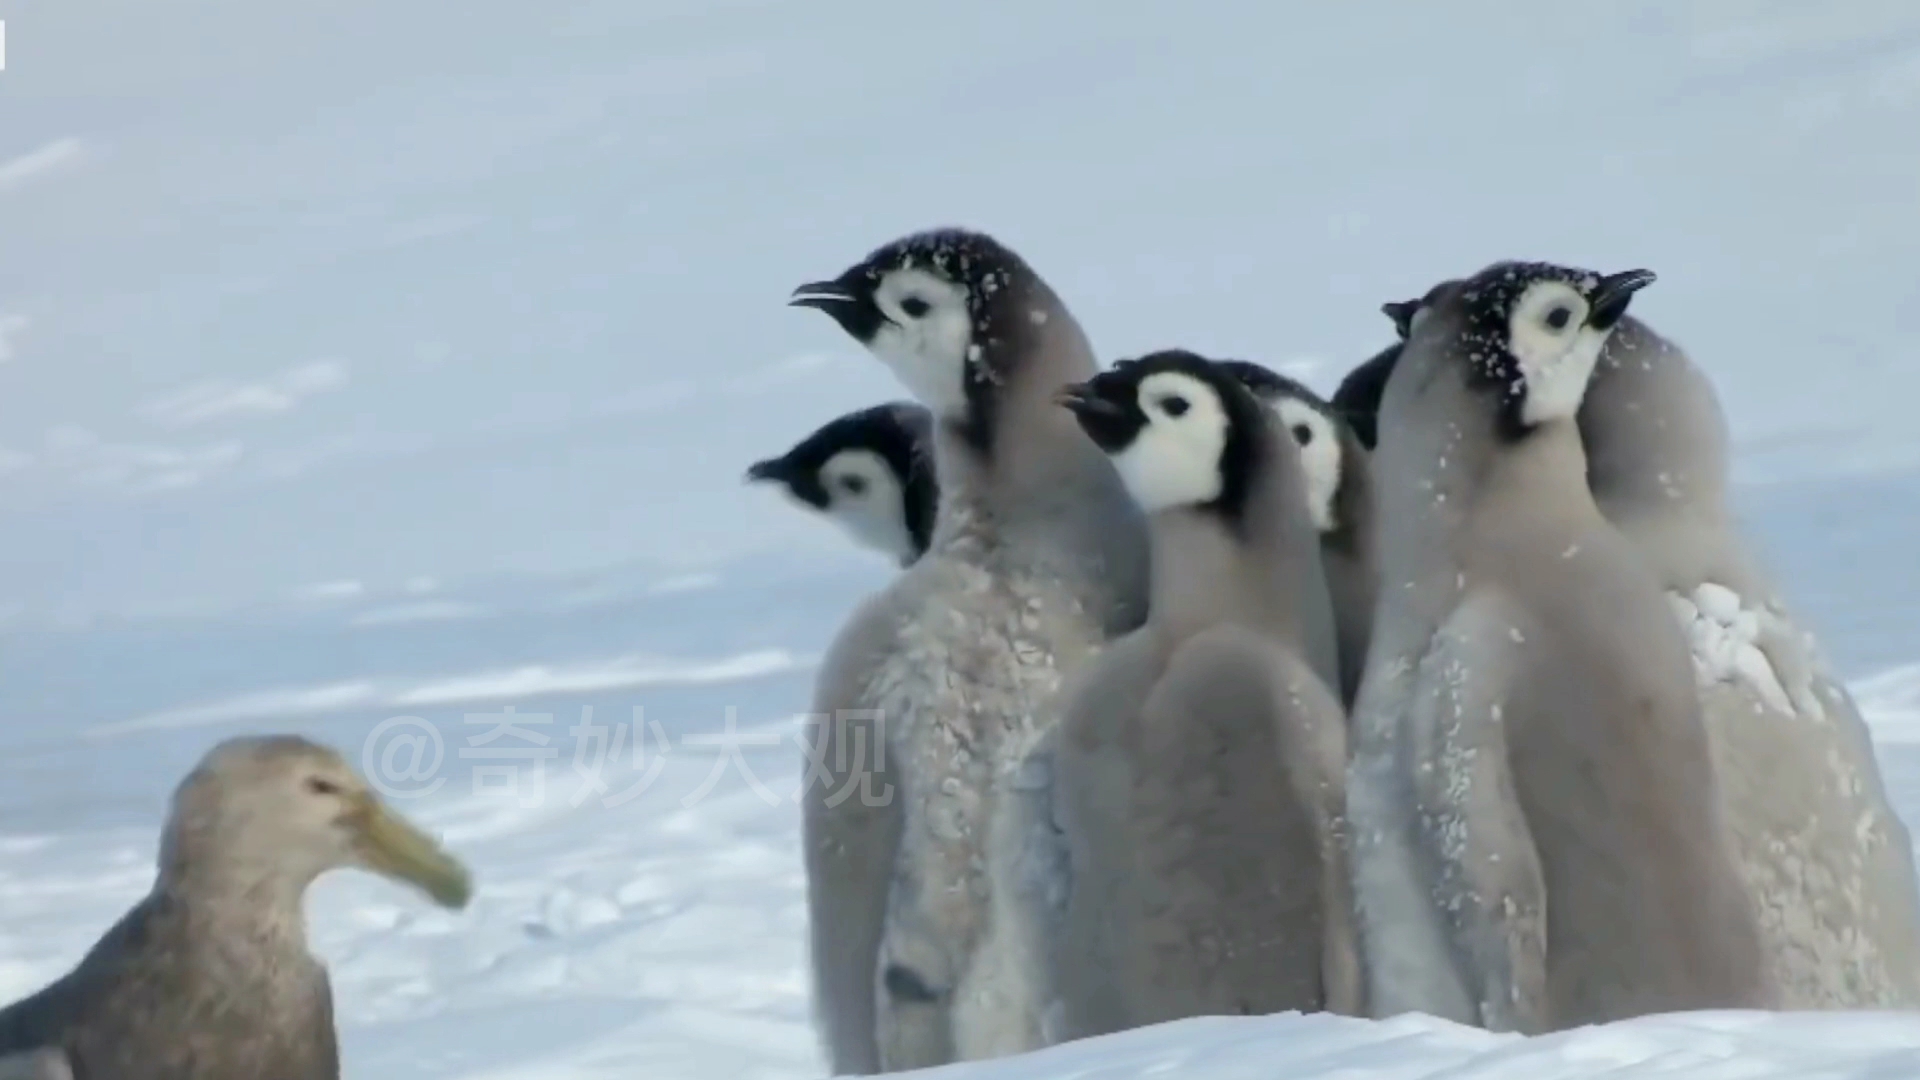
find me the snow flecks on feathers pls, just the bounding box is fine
[1447,263,1609,432]
[857,228,1029,387]
[1422,651,1483,911]
[1734,786,1900,1006]
[860,518,1103,1053]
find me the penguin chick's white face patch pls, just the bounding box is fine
[1111,371,1229,514]
[865,267,974,418]
[1505,280,1612,425]
[1273,398,1341,532]
[816,447,914,563]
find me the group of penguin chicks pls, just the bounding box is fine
[0,227,1911,1080]
[755,226,1920,1076]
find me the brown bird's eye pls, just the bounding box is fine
[306,777,341,796]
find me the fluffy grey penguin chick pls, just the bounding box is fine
[1219,360,1379,709]
[1046,350,1358,1039]
[1345,261,1775,1033]
[1582,317,1920,1008]
[0,735,473,1080]
[1369,299,1920,1008]
[746,401,939,568]
[789,227,1151,1072]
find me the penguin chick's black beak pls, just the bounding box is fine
[1056,383,1140,452]
[1380,299,1420,340]
[1586,268,1657,330]
[788,280,857,312]
[789,277,887,343]
[744,457,791,485]
[1054,383,1122,418]
[747,457,829,507]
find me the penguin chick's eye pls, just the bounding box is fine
[1291,423,1314,446]
[1543,306,1573,331]
[839,475,867,495]
[899,296,931,318]
[305,777,341,796]
[1160,395,1190,417]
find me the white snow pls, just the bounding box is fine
[0,138,88,193]
[7,1,1920,1077]
[1668,584,1802,716]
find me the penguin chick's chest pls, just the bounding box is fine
[879,562,1103,771]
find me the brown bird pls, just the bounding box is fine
[0,734,473,1079]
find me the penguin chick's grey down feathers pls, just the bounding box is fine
[1345,260,1774,1034]
[1218,360,1379,709]
[1582,316,1920,1008]
[789,227,1151,1073]
[1047,350,1358,1039]
[746,401,939,568]
[0,735,473,1080]
[1362,300,1920,1009]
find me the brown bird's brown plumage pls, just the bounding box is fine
[0,734,473,1080]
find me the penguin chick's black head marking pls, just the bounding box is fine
[1381,298,1421,340]
[1212,359,1336,441]
[789,228,1046,453]
[745,401,937,558]
[1212,358,1300,403]
[1408,261,1655,440]
[1332,277,1468,452]
[1337,278,1465,451]
[1330,343,1403,451]
[1219,361,1352,535]
[1380,277,1459,347]
[1056,350,1269,523]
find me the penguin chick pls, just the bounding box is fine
[1217,360,1379,709]
[789,228,1151,1073]
[746,401,938,568]
[1213,364,1346,533]
[1046,350,1358,1038]
[1368,298,1920,1008]
[1582,317,1920,1008]
[1345,260,1773,1034]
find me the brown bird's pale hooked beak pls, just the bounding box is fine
[348,794,472,909]
[1587,268,1657,329]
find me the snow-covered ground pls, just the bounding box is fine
[6,1,1920,1076]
